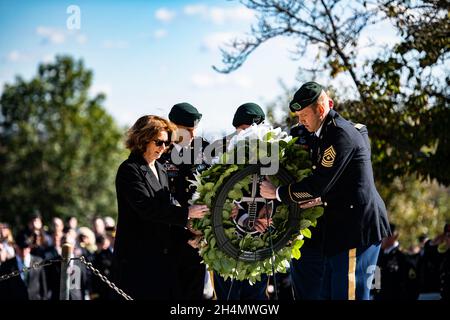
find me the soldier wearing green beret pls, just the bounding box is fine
[289,93,373,300]
[212,102,266,160]
[260,81,391,300]
[211,102,271,300]
[159,102,209,299]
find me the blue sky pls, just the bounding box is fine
[0,0,399,138]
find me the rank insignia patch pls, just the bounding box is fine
[293,192,313,199]
[321,146,336,167]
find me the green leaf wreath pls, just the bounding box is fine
[190,125,324,284]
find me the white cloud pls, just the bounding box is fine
[7,50,21,62]
[36,26,87,46]
[153,29,168,39]
[184,4,208,16]
[6,50,33,62]
[184,5,255,25]
[155,8,176,23]
[36,26,66,44]
[41,54,54,63]
[233,74,252,88]
[191,73,252,89]
[102,40,129,49]
[202,32,237,52]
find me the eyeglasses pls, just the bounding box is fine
[153,139,171,147]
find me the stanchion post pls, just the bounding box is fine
[59,243,73,300]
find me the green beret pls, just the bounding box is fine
[169,102,202,127]
[232,102,265,128]
[289,81,324,112]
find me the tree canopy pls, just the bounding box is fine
[0,56,126,228]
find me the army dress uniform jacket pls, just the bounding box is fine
[157,137,210,299]
[112,152,189,299]
[159,137,210,208]
[278,109,390,256]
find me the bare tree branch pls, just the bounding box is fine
[213,0,381,98]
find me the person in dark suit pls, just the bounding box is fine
[91,235,114,300]
[373,223,419,300]
[112,115,209,300]
[211,102,270,300]
[260,81,390,300]
[440,223,450,300]
[0,234,48,300]
[288,123,326,300]
[158,102,210,299]
[289,121,371,300]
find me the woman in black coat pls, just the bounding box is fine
[112,115,208,300]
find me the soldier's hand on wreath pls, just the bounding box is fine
[188,204,209,219]
[260,177,277,200]
[254,218,273,233]
[230,204,239,219]
[299,197,322,209]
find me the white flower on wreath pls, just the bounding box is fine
[227,122,292,151]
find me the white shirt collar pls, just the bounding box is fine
[315,121,324,137]
[16,253,31,268]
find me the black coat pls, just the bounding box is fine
[279,109,391,256]
[0,255,48,300]
[112,152,189,300]
[289,121,372,253]
[374,246,420,300]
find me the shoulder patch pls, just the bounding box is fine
[321,145,336,168]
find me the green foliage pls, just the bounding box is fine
[338,0,449,185]
[377,176,450,249]
[191,136,323,282]
[0,56,127,228]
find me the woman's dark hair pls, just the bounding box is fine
[125,115,177,154]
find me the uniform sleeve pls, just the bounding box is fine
[116,163,188,227]
[278,127,355,205]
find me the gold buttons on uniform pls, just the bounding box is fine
[312,165,317,170]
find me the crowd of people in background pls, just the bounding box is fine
[0,205,448,300]
[0,213,116,300]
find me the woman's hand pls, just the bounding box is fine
[187,235,202,249]
[187,220,203,236]
[188,204,209,219]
